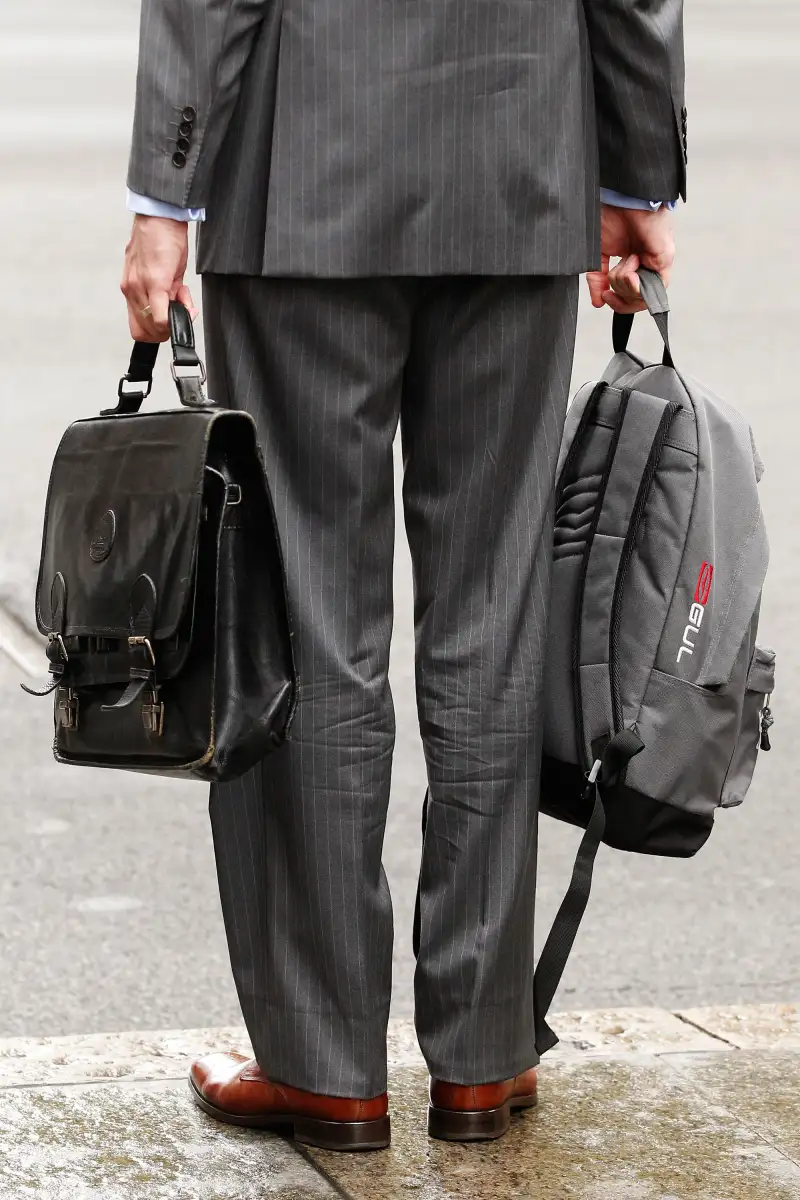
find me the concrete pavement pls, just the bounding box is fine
[2,1005,800,1199]
[0,0,799,1041]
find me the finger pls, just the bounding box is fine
[176,283,199,320]
[122,276,158,342]
[127,312,153,342]
[601,289,648,315]
[608,254,642,305]
[586,271,607,309]
[147,288,172,341]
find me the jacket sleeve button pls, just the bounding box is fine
[181,105,197,122]
[172,150,187,168]
[179,121,193,136]
[176,136,191,153]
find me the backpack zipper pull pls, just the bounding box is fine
[582,758,603,800]
[760,695,773,752]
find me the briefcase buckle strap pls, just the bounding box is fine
[126,637,165,735]
[48,633,69,665]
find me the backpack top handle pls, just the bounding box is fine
[612,267,674,369]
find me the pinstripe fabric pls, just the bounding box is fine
[203,273,579,1095]
[585,0,687,201]
[127,0,686,277]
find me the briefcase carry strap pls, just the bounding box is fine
[104,301,212,415]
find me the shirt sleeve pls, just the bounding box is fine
[127,189,206,222]
[600,188,678,213]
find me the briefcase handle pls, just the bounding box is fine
[611,267,674,369]
[103,301,213,416]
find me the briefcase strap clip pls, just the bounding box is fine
[128,636,156,667]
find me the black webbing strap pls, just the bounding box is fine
[612,267,674,369]
[127,340,160,385]
[533,728,644,1056]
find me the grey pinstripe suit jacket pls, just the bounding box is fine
[127,0,687,277]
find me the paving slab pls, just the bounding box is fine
[0,1081,336,1200]
[3,1014,800,1200]
[310,1058,800,1200]
[545,1007,725,1056]
[664,1050,800,1169]
[0,1011,721,1092]
[0,1027,252,1089]
[677,1004,800,1050]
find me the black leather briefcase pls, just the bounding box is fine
[23,303,297,781]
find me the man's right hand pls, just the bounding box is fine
[587,205,676,314]
[121,214,197,342]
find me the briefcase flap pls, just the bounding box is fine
[34,408,250,644]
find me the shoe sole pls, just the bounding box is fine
[188,1077,391,1151]
[428,1092,537,1142]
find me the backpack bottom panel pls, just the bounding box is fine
[540,755,714,858]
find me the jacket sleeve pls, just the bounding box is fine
[127,0,271,208]
[583,0,687,202]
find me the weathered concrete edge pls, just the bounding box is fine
[1,1004,797,1091]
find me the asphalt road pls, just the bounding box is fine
[0,0,798,1039]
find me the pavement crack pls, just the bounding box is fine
[670,1011,738,1047]
[293,1142,359,1200]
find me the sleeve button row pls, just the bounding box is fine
[172,106,197,168]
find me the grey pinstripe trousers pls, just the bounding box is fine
[203,274,579,1097]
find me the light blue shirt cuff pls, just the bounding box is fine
[600,188,678,213]
[127,189,206,222]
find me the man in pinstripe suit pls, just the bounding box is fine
[121,0,687,1149]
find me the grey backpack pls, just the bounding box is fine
[533,271,774,1054]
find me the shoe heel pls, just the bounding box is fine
[428,1103,511,1142]
[293,1115,391,1151]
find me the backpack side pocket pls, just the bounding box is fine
[720,645,775,809]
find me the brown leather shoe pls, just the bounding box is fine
[428,1068,538,1141]
[189,1052,390,1151]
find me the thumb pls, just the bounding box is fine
[586,271,607,309]
[176,283,199,321]
[586,252,610,309]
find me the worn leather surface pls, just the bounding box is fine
[191,1052,389,1120]
[429,1068,538,1112]
[168,301,202,368]
[32,404,296,781]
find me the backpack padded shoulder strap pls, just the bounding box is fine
[577,390,676,766]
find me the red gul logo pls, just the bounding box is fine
[677,562,713,663]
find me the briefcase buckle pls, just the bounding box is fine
[57,687,79,730]
[141,691,165,737]
[128,636,156,667]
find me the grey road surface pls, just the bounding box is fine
[0,0,798,1040]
